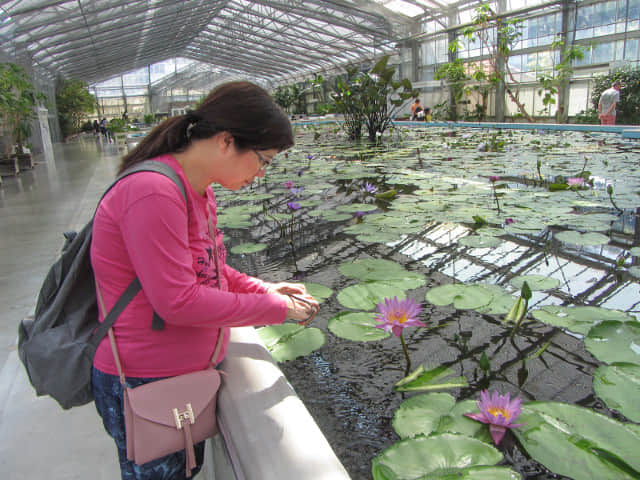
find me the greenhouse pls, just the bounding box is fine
[1,1,639,480]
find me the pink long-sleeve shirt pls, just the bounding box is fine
[91,155,287,377]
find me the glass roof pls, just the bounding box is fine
[0,0,433,86]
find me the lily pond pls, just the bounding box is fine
[217,124,640,480]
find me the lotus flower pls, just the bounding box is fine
[464,390,524,445]
[287,202,301,211]
[364,182,377,194]
[374,297,425,338]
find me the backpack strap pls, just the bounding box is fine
[92,160,188,339]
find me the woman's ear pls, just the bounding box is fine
[218,131,234,152]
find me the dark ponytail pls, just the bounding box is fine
[118,81,293,175]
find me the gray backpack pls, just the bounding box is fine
[18,160,186,409]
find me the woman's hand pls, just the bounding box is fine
[282,293,319,326]
[267,282,307,296]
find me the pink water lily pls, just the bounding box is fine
[464,390,525,445]
[283,180,295,189]
[567,177,585,187]
[374,297,425,338]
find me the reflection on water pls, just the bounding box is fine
[223,126,639,480]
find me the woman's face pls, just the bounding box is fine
[220,147,278,190]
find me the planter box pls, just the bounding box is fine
[17,153,34,170]
[0,155,20,176]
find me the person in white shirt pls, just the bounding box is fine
[598,81,622,125]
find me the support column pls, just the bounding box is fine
[558,0,577,123]
[494,0,507,122]
[120,75,128,117]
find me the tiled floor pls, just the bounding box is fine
[0,136,122,479]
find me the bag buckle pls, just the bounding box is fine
[173,403,195,429]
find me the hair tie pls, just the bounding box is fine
[185,110,200,123]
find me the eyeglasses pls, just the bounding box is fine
[254,150,273,172]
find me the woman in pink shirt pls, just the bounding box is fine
[91,81,318,479]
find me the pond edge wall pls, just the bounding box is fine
[206,326,351,480]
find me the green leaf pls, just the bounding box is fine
[593,363,640,422]
[328,311,390,342]
[585,320,640,365]
[531,306,635,336]
[257,324,325,362]
[426,284,495,311]
[510,275,558,291]
[303,282,333,303]
[392,393,489,443]
[479,351,490,372]
[513,402,640,480]
[555,231,610,246]
[376,189,397,200]
[339,258,419,283]
[337,282,407,310]
[458,235,502,248]
[394,365,468,392]
[371,434,504,480]
[229,242,267,254]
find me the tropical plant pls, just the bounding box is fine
[0,62,47,156]
[332,55,417,141]
[454,4,533,122]
[143,113,155,125]
[536,37,585,119]
[55,78,95,138]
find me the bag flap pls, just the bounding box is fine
[126,369,220,428]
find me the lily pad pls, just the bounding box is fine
[394,365,468,393]
[513,401,640,480]
[371,433,505,480]
[303,282,333,303]
[584,320,640,365]
[328,311,390,341]
[336,203,378,213]
[339,258,410,282]
[593,363,640,422]
[532,306,635,336]
[393,393,486,441]
[425,283,496,311]
[459,235,502,248]
[629,266,640,279]
[630,247,640,256]
[257,324,325,362]
[229,242,267,254]
[510,275,559,291]
[337,282,407,310]
[554,231,610,246]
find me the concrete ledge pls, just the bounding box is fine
[212,327,350,480]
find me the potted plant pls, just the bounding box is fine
[0,63,46,174]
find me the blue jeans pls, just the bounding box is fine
[92,367,204,479]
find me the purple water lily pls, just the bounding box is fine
[289,186,305,197]
[505,218,515,225]
[307,154,314,160]
[364,182,377,194]
[297,169,304,177]
[287,202,301,211]
[464,390,525,445]
[374,297,425,338]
